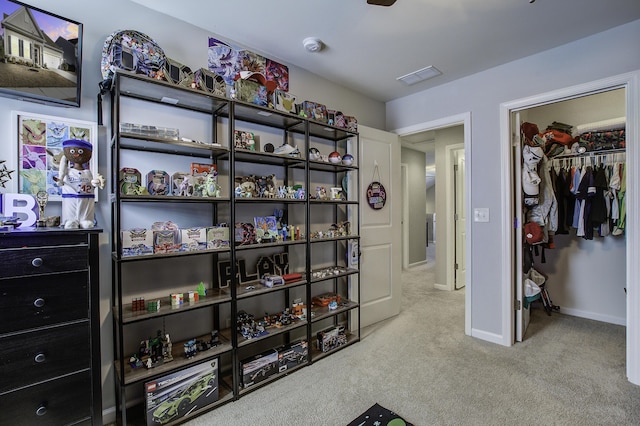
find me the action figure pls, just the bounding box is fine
[56,139,104,229]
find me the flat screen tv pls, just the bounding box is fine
[0,0,82,107]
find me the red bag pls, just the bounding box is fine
[524,222,544,245]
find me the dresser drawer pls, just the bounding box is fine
[0,322,90,394]
[0,245,88,279]
[0,370,92,426]
[0,271,89,335]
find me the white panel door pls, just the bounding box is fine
[513,112,530,342]
[359,125,401,327]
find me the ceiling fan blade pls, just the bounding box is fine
[367,0,397,6]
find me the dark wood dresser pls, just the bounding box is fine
[0,227,102,425]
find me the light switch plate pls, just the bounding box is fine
[474,208,490,223]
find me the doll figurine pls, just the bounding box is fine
[56,139,104,229]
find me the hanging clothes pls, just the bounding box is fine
[609,161,621,229]
[585,165,608,240]
[576,166,596,239]
[527,155,558,240]
[549,152,626,240]
[572,166,584,230]
[552,166,570,235]
[614,163,626,235]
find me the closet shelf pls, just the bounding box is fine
[551,147,626,160]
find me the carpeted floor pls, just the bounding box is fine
[184,244,640,425]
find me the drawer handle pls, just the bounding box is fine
[34,353,46,363]
[31,257,43,267]
[36,405,47,416]
[33,298,46,308]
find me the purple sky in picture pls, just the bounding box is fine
[0,0,78,41]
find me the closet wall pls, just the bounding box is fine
[521,88,627,325]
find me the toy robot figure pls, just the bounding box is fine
[56,139,104,229]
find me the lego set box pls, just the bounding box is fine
[145,359,218,425]
[277,340,308,372]
[240,348,278,388]
[317,325,347,353]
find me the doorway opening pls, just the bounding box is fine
[394,112,472,335]
[500,71,640,384]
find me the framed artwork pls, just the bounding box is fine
[0,0,83,107]
[14,111,98,201]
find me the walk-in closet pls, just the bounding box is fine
[518,88,627,328]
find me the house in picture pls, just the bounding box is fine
[1,5,63,69]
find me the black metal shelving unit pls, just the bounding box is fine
[109,71,360,425]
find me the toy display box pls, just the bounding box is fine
[181,227,207,251]
[234,130,257,151]
[240,348,278,388]
[235,78,268,107]
[121,228,154,257]
[146,170,170,196]
[277,340,308,372]
[300,101,327,123]
[207,225,230,249]
[273,90,296,114]
[153,229,181,254]
[119,167,143,195]
[317,325,347,353]
[191,163,216,179]
[193,68,226,98]
[327,110,346,128]
[345,115,358,132]
[145,359,218,426]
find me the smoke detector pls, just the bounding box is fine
[303,37,324,53]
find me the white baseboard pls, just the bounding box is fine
[408,260,428,268]
[471,328,510,346]
[102,406,116,425]
[434,282,449,291]
[558,307,626,326]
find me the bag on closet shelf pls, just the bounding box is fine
[578,128,626,152]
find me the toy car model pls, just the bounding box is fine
[260,274,284,288]
[152,371,216,424]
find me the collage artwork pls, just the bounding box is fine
[17,113,97,201]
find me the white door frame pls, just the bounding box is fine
[392,112,472,336]
[453,146,466,290]
[499,71,640,385]
[401,163,409,270]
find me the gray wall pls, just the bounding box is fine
[401,147,427,265]
[386,19,640,340]
[0,0,385,417]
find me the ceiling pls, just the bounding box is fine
[131,0,640,104]
[131,0,638,172]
